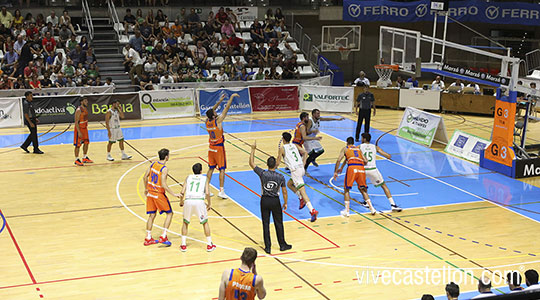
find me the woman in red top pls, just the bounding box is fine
[29,75,41,89]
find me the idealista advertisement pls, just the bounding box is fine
[299,85,354,113]
[397,106,448,147]
[140,90,196,120]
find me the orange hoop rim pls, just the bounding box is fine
[374,64,399,71]
[338,47,351,52]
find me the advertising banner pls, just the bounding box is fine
[397,106,448,147]
[0,86,113,98]
[515,158,540,178]
[157,75,332,90]
[344,0,540,26]
[140,90,196,120]
[198,88,252,116]
[399,89,441,110]
[445,130,490,163]
[211,7,258,21]
[483,90,516,167]
[33,93,140,124]
[0,98,23,128]
[299,85,354,113]
[249,86,299,112]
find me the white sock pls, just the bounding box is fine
[206,236,213,245]
[181,235,186,245]
[295,191,301,198]
[220,187,224,193]
[161,229,167,238]
[388,197,396,206]
[77,156,81,161]
[84,155,88,159]
[107,152,111,156]
[306,202,314,211]
[146,230,152,239]
[121,150,126,155]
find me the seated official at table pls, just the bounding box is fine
[431,76,445,91]
[448,79,465,93]
[406,76,419,88]
[395,75,405,88]
[465,83,481,95]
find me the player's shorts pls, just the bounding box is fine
[73,127,89,147]
[146,192,172,214]
[344,164,367,190]
[290,167,305,189]
[365,168,385,187]
[304,139,323,154]
[108,128,124,142]
[208,144,226,170]
[183,199,208,224]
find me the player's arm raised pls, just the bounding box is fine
[161,167,181,198]
[301,124,321,141]
[249,141,257,169]
[217,93,239,123]
[217,269,229,300]
[376,145,391,160]
[333,147,345,179]
[212,93,226,112]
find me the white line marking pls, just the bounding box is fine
[328,173,419,197]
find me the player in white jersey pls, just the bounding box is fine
[360,133,402,212]
[105,100,132,161]
[304,109,345,171]
[179,163,216,252]
[277,132,318,222]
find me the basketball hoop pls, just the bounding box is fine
[338,47,351,61]
[374,64,398,87]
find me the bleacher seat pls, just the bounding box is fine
[0,50,4,60]
[276,66,283,74]
[114,23,125,33]
[184,33,193,44]
[56,48,65,56]
[241,32,252,43]
[187,57,194,66]
[213,32,222,40]
[289,42,299,51]
[187,45,197,53]
[300,65,317,77]
[119,35,129,44]
[296,54,308,65]
[212,56,224,66]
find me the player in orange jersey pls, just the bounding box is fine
[142,148,181,246]
[291,112,322,148]
[205,92,239,199]
[333,137,376,217]
[219,247,266,300]
[74,97,92,166]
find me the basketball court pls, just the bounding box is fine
[1,109,540,299]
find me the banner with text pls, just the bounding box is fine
[86,93,141,122]
[344,0,540,25]
[157,76,332,90]
[249,86,299,112]
[445,130,490,163]
[140,90,196,120]
[211,7,257,21]
[299,85,354,113]
[33,95,80,124]
[0,86,113,98]
[398,106,448,147]
[198,88,252,116]
[0,98,23,128]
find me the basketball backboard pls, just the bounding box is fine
[321,25,361,52]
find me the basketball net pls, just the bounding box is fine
[338,47,351,61]
[374,64,398,87]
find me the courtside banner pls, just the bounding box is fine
[299,85,354,113]
[140,90,196,120]
[198,88,252,115]
[398,106,448,147]
[0,98,23,128]
[249,86,299,112]
[445,130,490,163]
[32,95,80,124]
[86,93,141,122]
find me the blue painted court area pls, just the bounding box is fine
[432,285,526,300]
[0,211,6,235]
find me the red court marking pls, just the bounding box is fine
[302,246,337,252]
[198,157,340,248]
[314,283,323,286]
[1,209,37,284]
[333,280,341,283]
[294,286,303,289]
[0,156,199,173]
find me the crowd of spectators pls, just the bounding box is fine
[0,7,108,90]
[122,7,300,89]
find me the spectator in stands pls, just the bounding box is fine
[24,61,37,79]
[353,71,370,87]
[421,295,434,300]
[65,76,76,87]
[245,42,259,66]
[54,72,66,87]
[274,19,288,41]
[144,55,157,76]
[41,21,54,36]
[269,66,280,79]
[85,48,97,69]
[263,20,276,41]
[236,67,250,81]
[206,11,219,34]
[79,36,89,51]
[13,34,25,55]
[431,75,445,91]
[93,76,103,86]
[29,74,41,89]
[42,31,56,59]
[221,19,235,39]
[265,8,274,21]
[123,8,136,35]
[187,8,199,32]
[0,6,13,28]
[63,59,75,78]
[36,13,45,28]
[58,24,72,48]
[159,71,173,84]
[145,9,155,26]
[449,79,465,92]
[104,77,114,87]
[69,44,85,67]
[254,68,264,80]
[60,10,76,34]
[46,10,59,30]
[268,42,282,67]
[53,51,66,68]
[191,22,207,44]
[222,56,233,76]
[258,42,268,67]
[156,9,167,25]
[215,7,228,26]
[135,9,144,25]
[282,42,295,62]
[283,56,300,79]
[176,8,187,29]
[226,8,240,32]
[406,76,419,88]
[507,271,524,293]
[66,34,77,52]
[125,43,143,83]
[0,73,13,89]
[40,71,52,87]
[87,63,99,80]
[395,75,405,88]
[2,46,18,76]
[471,276,495,299]
[445,282,459,300]
[171,19,183,38]
[129,30,144,53]
[215,67,228,82]
[26,22,39,40]
[249,18,264,44]
[525,269,540,290]
[13,9,23,27]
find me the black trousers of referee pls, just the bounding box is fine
[260,195,287,249]
[355,109,371,140]
[21,120,39,150]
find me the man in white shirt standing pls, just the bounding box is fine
[431,76,445,91]
[125,44,144,84]
[353,71,370,87]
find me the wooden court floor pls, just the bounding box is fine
[1,110,539,299]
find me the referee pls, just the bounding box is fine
[20,91,44,154]
[355,86,377,142]
[249,141,292,254]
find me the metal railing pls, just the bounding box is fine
[107,0,121,40]
[290,21,321,74]
[525,49,540,75]
[82,0,94,40]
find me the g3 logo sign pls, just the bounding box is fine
[490,143,508,159]
[496,108,508,118]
